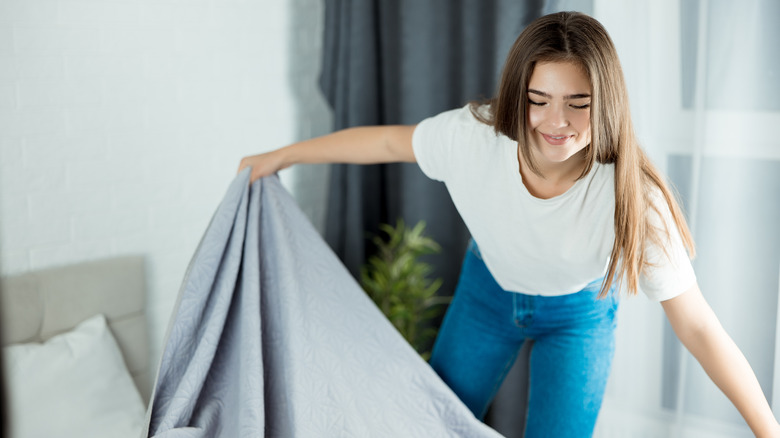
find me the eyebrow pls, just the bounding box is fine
[528,89,591,100]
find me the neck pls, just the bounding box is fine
[522,146,588,182]
[517,147,588,199]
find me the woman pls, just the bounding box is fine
[238,11,779,438]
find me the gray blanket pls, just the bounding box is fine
[142,171,503,437]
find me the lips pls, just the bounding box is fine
[541,133,572,146]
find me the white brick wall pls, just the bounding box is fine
[0,0,332,369]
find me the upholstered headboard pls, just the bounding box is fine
[0,256,151,404]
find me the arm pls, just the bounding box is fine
[238,125,417,182]
[662,284,780,437]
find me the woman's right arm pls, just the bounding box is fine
[238,125,417,182]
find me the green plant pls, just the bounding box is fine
[360,219,449,360]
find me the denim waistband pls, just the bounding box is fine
[467,239,615,299]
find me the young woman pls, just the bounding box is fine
[238,11,779,438]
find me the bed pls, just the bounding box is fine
[1,255,151,438]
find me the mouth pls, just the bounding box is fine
[541,133,572,146]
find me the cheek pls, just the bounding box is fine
[527,108,542,128]
[576,113,591,138]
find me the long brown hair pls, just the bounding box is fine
[472,11,695,297]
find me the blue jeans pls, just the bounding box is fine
[430,241,618,437]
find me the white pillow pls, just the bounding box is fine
[3,314,146,438]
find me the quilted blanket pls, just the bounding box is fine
[141,170,503,437]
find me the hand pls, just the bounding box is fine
[237,149,290,183]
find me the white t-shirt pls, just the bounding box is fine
[411,105,696,301]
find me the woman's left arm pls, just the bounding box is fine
[662,283,780,437]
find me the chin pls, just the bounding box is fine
[541,147,578,163]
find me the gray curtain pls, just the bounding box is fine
[319,1,592,436]
[319,0,542,322]
[319,0,550,288]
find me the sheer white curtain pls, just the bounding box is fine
[593,1,780,437]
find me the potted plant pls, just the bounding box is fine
[360,219,449,360]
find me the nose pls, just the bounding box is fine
[547,103,569,128]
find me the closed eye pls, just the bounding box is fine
[570,103,590,109]
[528,99,545,106]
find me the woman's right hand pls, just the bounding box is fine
[237,148,290,183]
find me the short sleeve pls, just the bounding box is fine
[411,106,471,182]
[639,190,697,301]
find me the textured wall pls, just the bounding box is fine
[0,0,331,368]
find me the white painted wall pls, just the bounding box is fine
[0,0,331,369]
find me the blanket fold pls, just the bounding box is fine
[142,171,503,438]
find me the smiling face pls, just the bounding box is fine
[526,61,592,169]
